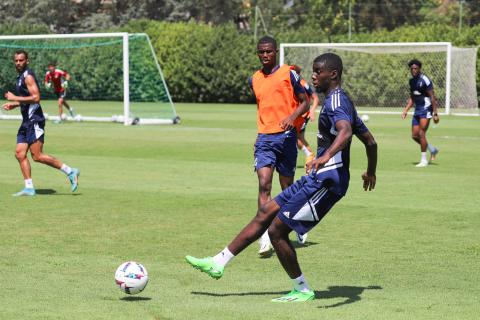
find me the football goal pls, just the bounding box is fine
[0,32,178,125]
[280,42,478,115]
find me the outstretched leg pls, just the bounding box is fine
[185,200,281,279]
[29,140,63,169]
[228,200,281,255]
[29,140,80,192]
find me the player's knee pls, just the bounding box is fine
[258,180,272,195]
[31,151,43,162]
[15,150,26,161]
[411,133,420,141]
[255,206,270,224]
[267,224,280,242]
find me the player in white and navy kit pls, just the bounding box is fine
[185,53,377,303]
[402,59,439,167]
[2,50,80,196]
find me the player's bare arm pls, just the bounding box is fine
[2,100,20,110]
[279,91,309,131]
[5,75,40,104]
[306,119,353,173]
[427,89,440,124]
[402,97,413,119]
[356,130,377,191]
[309,92,319,121]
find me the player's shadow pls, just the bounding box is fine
[120,296,152,302]
[409,162,439,166]
[36,189,82,196]
[316,285,382,308]
[36,189,57,195]
[191,285,382,308]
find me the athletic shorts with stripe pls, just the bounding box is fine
[17,120,45,145]
[274,171,344,235]
[412,109,432,126]
[254,130,298,177]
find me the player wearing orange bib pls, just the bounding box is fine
[248,36,309,256]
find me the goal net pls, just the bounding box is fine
[280,42,478,115]
[0,33,178,125]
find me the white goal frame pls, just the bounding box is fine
[280,42,454,115]
[0,32,177,125]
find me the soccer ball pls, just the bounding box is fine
[114,261,149,295]
[74,114,82,122]
[60,113,68,120]
[361,114,370,122]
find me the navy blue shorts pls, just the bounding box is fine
[412,111,432,126]
[254,131,297,177]
[17,121,45,145]
[55,90,67,99]
[274,173,343,235]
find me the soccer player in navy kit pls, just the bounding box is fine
[402,59,439,167]
[2,50,80,196]
[186,53,377,302]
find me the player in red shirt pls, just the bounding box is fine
[44,63,75,121]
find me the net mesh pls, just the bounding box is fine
[0,34,176,122]
[281,44,478,114]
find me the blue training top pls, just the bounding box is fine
[409,73,433,115]
[16,67,44,123]
[315,88,368,195]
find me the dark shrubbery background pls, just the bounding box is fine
[0,20,479,104]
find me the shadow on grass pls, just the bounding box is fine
[192,285,382,308]
[36,189,82,196]
[316,285,382,308]
[409,162,438,166]
[36,189,57,195]
[120,296,152,302]
[292,240,319,249]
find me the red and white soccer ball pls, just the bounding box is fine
[115,261,149,295]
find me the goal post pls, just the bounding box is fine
[0,32,178,125]
[280,42,478,116]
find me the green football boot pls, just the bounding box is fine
[185,256,224,280]
[271,289,315,302]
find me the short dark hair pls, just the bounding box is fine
[48,62,56,67]
[313,52,343,78]
[14,49,28,59]
[257,36,277,49]
[408,59,422,68]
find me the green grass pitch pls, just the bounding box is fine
[0,102,479,319]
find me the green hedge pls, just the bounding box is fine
[126,20,259,103]
[126,20,479,105]
[0,20,478,105]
